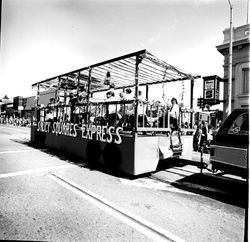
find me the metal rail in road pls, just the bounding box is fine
[48,173,185,242]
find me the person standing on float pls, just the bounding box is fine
[169,98,180,131]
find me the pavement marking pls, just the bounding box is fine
[48,173,185,242]
[0,149,46,155]
[119,177,197,196]
[165,168,193,177]
[0,164,74,179]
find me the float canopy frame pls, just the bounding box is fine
[31,49,200,93]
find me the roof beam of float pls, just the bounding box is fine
[143,52,190,78]
[89,49,146,69]
[121,58,166,80]
[92,69,133,86]
[141,59,182,79]
[94,65,135,82]
[31,49,200,92]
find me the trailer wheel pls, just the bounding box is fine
[103,143,121,173]
[211,165,218,174]
[86,140,101,168]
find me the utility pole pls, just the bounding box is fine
[0,0,2,50]
[227,0,233,117]
[247,0,249,24]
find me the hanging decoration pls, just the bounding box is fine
[109,82,115,88]
[104,71,115,88]
[179,80,185,108]
[182,80,185,101]
[161,83,169,106]
[104,71,111,85]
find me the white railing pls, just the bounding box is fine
[35,100,172,134]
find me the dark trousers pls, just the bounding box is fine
[170,117,178,131]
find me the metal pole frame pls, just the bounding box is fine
[146,85,149,101]
[36,84,40,107]
[55,77,60,121]
[56,77,61,103]
[86,67,92,124]
[76,71,80,100]
[64,75,68,105]
[190,78,194,127]
[227,0,233,117]
[134,55,142,134]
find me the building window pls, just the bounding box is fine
[242,68,249,94]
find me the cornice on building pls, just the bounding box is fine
[216,24,250,55]
[216,40,250,56]
[223,24,250,43]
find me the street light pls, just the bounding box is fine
[227,0,233,117]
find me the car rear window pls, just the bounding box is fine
[227,112,248,135]
[214,110,249,148]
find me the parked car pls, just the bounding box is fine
[210,109,249,178]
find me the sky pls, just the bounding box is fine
[0,0,248,103]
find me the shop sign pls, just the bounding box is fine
[203,76,220,103]
[204,80,214,90]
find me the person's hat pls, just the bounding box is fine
[126,88,132,94]
[106,91,114,97]
[109,82,115,88]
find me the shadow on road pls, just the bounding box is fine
[11,139,132,179]
[152,158,248,208]
[156,157,206,172]
[156,158,187,171]
[171,173,248,208]
[12,138,248,208]
[10,138,30,146]
[11,138,88,165]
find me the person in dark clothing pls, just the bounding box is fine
[169,98,179,131]
[193,123,202,151]
[200,121,208,148]
[105,91,120,127]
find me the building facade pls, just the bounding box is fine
[216,24,249,116]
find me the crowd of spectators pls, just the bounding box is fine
[0,116,31,127]
[192,120,222,152]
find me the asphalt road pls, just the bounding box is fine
[0,124,247,242]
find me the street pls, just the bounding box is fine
[0,125,247,242]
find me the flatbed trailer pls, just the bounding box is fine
[31,49,199,175]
